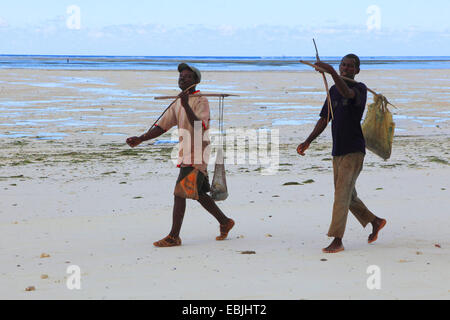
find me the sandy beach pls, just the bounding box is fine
[0,68,449,300]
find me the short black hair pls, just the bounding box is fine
[342,54,361,69]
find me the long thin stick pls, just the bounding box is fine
[299,60,396,108]
[313,39,334,121]
[148,83,197,131]
[300,60,377,94]
[155,93,239,100]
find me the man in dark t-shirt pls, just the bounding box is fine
[297,54,387,253]
[320,81,367,157]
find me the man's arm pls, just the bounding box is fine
[297,117,328,156]
[126,126,165,148]
[314,62,355,99]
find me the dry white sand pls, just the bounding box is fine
[0,69,449,299]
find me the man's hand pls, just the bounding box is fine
[297,142,310,156]
[126,136,142,148]
[314,61,336,75]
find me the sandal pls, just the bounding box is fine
[216,219,235,241]
[153,235,182,247]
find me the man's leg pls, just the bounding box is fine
[198,193,229,225]
[349,178,387,243]
[169,196,186,238]
[154,196,185,247]
[198,193,234,240]
[349,189,375,225]
[324,153,364,253]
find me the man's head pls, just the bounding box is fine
[178,63,201,91]
[339,54,360,79]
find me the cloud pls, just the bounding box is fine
[33,15,67,35]
[0,17,8,28]
[88,31,105,39]
[218,25,237,36]
[1,18,449,56]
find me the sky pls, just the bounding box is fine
[0,0,449,56]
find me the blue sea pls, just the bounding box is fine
[0,54,448,141]
[1,55,450,71]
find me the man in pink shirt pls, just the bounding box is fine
[126,63,234,247]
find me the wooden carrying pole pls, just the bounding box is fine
[155,93,239,100]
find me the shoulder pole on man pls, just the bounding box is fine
[126,63,235,247]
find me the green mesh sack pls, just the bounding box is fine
[362,95,395,160]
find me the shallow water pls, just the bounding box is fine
[2,55,450,71]
[0,68,449,141]
[272,119,316,126]
[56,76,116,86]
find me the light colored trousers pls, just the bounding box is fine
[327,152,376,239]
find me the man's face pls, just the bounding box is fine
[339,58,359,79]
[178,69,197,90]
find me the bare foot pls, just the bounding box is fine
[322,238,344,253]
[368,218,387,244]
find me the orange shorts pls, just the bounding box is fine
[174,167,210,200]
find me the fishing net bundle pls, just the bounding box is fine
[362,94,395,160]
[210,96,228,201]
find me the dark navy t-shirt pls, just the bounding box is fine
[319,81,367,156]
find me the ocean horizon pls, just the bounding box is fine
[1,55,450,71]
